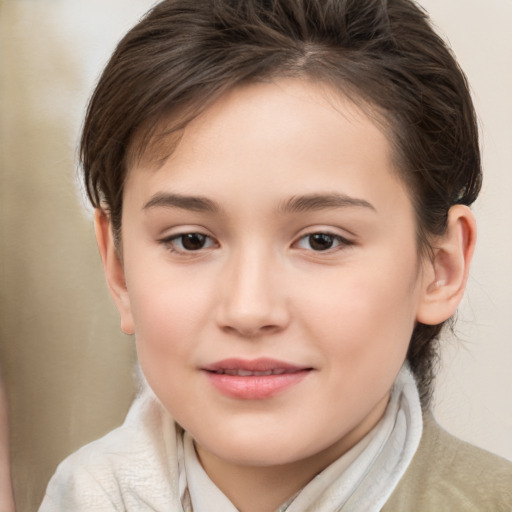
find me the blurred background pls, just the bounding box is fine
[0,0,511,510]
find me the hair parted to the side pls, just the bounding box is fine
[81,0,482,407]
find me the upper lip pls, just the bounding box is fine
[202,358,311,375]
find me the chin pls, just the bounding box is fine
[194,425,329,468]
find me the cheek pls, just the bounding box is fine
[126,264,212,359]
[129,275,206,409]
[300,256,419,359]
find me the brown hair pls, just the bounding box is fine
[81,0,481,406]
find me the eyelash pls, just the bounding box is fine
[294,232,353,252]
[160,232,218,254]
[160,231,353,254]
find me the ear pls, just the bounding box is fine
[416,205,477,325]
[94,209,135,335]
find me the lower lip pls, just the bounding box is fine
[204,370,310,399]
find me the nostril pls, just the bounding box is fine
[221,322,282,338]
[260,324,280,333]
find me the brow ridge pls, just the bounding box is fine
[279,193,376,213]
[143,193,219,213]
[143,192,375,215]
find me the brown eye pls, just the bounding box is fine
[180,233,208,250]
[308,233,336,251]
[162,232,216,253]
[295,232,352,252]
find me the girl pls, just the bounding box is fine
[39,0,512,510]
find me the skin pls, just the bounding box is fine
[0,371,15,512]
[96,79,476,512]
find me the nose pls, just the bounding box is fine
[215,247,290,338]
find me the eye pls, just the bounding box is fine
[295,232,351,252]
[162,232,217,253]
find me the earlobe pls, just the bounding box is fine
[416,205,477,326]
[94,209,135,335]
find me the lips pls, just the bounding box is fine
[212,368,291,376]
[202,358,312,399]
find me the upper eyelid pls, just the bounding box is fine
[158,226,214,240]
[293,226,355,242]
[295,232,353,246]
[156,226,356,244]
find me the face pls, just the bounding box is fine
[116,80,430,471]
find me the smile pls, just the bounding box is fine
[202,358,312,399]
[210,368,296,376]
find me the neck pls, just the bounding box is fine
[194,395,388,512]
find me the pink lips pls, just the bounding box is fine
[202,358,312,399]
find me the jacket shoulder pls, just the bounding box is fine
[39,393,181,511]
[382,413,512,512]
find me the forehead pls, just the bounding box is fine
[129,79,394,170]
[124,79,412,222]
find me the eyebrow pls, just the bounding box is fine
[143,193,219,213]
[143,191,376,215]
[278,193,376,214]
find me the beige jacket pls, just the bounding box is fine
[39,394,512,511]
[382,414,512,511]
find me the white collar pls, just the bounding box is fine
[179,365,422,512]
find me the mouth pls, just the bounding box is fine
[209,368,298,376]
[202,358,313,399]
